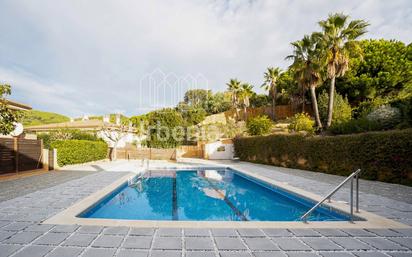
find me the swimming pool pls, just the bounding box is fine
[79,168,353,221]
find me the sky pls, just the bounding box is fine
[0,0,411,118]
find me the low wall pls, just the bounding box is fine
[117,148,177,160]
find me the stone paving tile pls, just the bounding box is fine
[0,244,23,257]
[341,229,376,237]
[116,249,148,257]
[185,237,215,250]
[330,237,372,250]
[367,229,403,237]
[262,229,292,237]
[359,237,407,250]
[319,252,354,257]
[129,228,155,236]
[122,236,153,249]
[12,245,54,257]
[184,228,210,237]
[388,237,412,249]
[289,229,321,237]
[301,237,342,251]
[49,225,79,233]
[352,252,388,257]
[4,231,43,244]
[214,237,247,250]
[2,222,32,231]
[102,226,129,235]
[243,237,280,251]
[385,253,412,257]
[152,237,182,250]
[0,230,16,242]
[185,251,216,257]
[77,226,104,234]
[237,229,265,237]
[315,229,348,237]
[211,229,237,237]
[392,229,412,237]
[253,252,287,257]
[157,228,182,237]
[150,250,181,257]
[0,221,11,228]
[33,232,70,245]
[46,247,85,257]
[271,238,311,251]
[92,235,124,248]
[23,224,54,233]
[219,252,252,257]
[61,233,96,247]
[82,247,117,257]
[286,253,319,257]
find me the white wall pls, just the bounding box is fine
[97,131,146,148]
[205,141,234,160]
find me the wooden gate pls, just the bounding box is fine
[0,138,43,175]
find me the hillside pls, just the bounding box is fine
[22,110,70,126]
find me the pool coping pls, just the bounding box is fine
[43,166,410,229]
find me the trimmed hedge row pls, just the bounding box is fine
[234,129,412,186]
[51,140,108,166]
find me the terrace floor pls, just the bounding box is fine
[0,159,411,257]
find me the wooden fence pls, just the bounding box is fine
[0,138,43,175]
[116,148,177,160]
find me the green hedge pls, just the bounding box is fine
[51,140,108,166]
[234,129,412,186]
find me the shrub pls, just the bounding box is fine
[366,105,402,129]
[329,118,382,135]
[233,129,412,185]
[318,91,352,124]
[288,113,314,133]
[146,108,185,148]
[246,115,272,136]
[50,140,107,166]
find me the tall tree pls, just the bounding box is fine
[261,67,282,120]
[286,34,324,129]
[318,13,369,127]
[226,79,242,119]
[238,83,254,121]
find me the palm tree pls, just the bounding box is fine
[286,33,324,129]
[318,13,369,127]
[226,78,242,119]
[261,67,282,120]
[238,83,254,121]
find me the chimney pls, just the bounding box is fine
[115,114,121,125]
[103,114,110,123]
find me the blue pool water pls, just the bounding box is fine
[79,169,351,221]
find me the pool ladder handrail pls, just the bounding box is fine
[301,169,361,223]
[141,158,150,169]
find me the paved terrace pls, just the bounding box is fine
[0,159,411,257]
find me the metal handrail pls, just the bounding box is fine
[301,169,361,223]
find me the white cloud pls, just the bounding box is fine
[0,0,411,117]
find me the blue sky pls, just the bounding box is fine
[1,0,411,118]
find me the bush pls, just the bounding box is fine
[246,115,272,136]
[366,105,402,129]
[318,91,352,124]
[146,108,185,148]
[234,129,412,185]
[329,118,382,135]
[51,140,108,166]
[288,113,315,133]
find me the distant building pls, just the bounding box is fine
[25,115,145,148]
